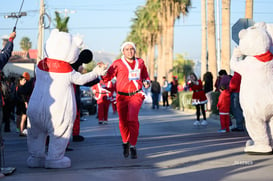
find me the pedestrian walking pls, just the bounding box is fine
[151,76,161,109]
[101,41,150,159]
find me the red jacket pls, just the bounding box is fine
[217,89,231,113]
[229,72,241,93]
[92,80,113,104]
[188,79,207,104]
[102,57,150,93]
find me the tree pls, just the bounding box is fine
[207,0,217,81]
[221,0,231,73]
[245,0,253,19]
[20,37,32,52]
[157,0,191,83]
[171,54,194,84]
[82,61,96,73]
[54,11,69,32]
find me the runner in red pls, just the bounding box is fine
[101,42,150,159]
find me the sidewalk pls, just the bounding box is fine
[1,105,273,181]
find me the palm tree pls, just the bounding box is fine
[157,0,191,83]
[207,0,217,81]
[201,0,207,78]
[245,0,253,19]
[20,37,32,52]
[54,11,69,32]
[221,0,231,73]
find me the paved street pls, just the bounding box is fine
[1,103,273,181]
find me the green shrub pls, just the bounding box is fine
[211,91,220,115]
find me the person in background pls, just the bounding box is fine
[229,72,245,132]
[217,84,231,133]
[100,41,150,159]
[203,72,213,111]
[215,69,229,92]
[170,76,178,101]
[188,72,208,126]
[16,72,31,137]
[151,76,161,109]
[0,30,16,178]
[161,76,169,108]
[92,79,113,125]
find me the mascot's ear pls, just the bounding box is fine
[71,49,93,70]
[78,49,93,64]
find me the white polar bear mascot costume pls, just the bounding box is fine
[231,23,273,155]
[26,29,106,168]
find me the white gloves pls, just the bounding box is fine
[92,64,108,76]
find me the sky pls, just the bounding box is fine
[0,0,273,62]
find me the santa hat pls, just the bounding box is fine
[120,42,136,53]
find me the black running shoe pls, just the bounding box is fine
[122,143,130,158]
[130,147,137,159]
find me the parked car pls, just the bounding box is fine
[80,86,97,116]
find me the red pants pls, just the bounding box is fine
[72,108,81,136]
[97,100,110,121]
[116,93,144,146]
[220,114,230,132]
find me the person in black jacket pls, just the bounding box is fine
[203,72,213,111]
[0,32,16,133]
[151,77,161,109]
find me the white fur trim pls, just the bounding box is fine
[120,42,136,53]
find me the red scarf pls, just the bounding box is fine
[254,50,273,62]
[38,58,73,73]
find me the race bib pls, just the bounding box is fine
[129,69,140,80]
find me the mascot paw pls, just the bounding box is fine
[244,144,272,155]
[45,156,71,169]
[27,156,45,168]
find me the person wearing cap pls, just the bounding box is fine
[16,72,33,136]
[101,41,150,159]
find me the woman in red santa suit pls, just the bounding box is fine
[101,42,150,159]
[92,79,113,124]
[188,72,208,126]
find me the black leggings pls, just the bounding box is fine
[195,104,206,121]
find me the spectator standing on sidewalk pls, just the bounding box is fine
[161,76,169,108]
[151,76,161,109]
[203,72,213,111]
[229,72,245,132]
[101,41,150,159]
[217,84,231,133]
[188,72,208,126]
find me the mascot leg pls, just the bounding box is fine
[45,125,72,169]
[27,118,46,168]
[244,114,272,155]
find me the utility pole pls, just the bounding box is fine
[37,0,45,62]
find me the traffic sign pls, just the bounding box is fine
[232,18,255,44]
